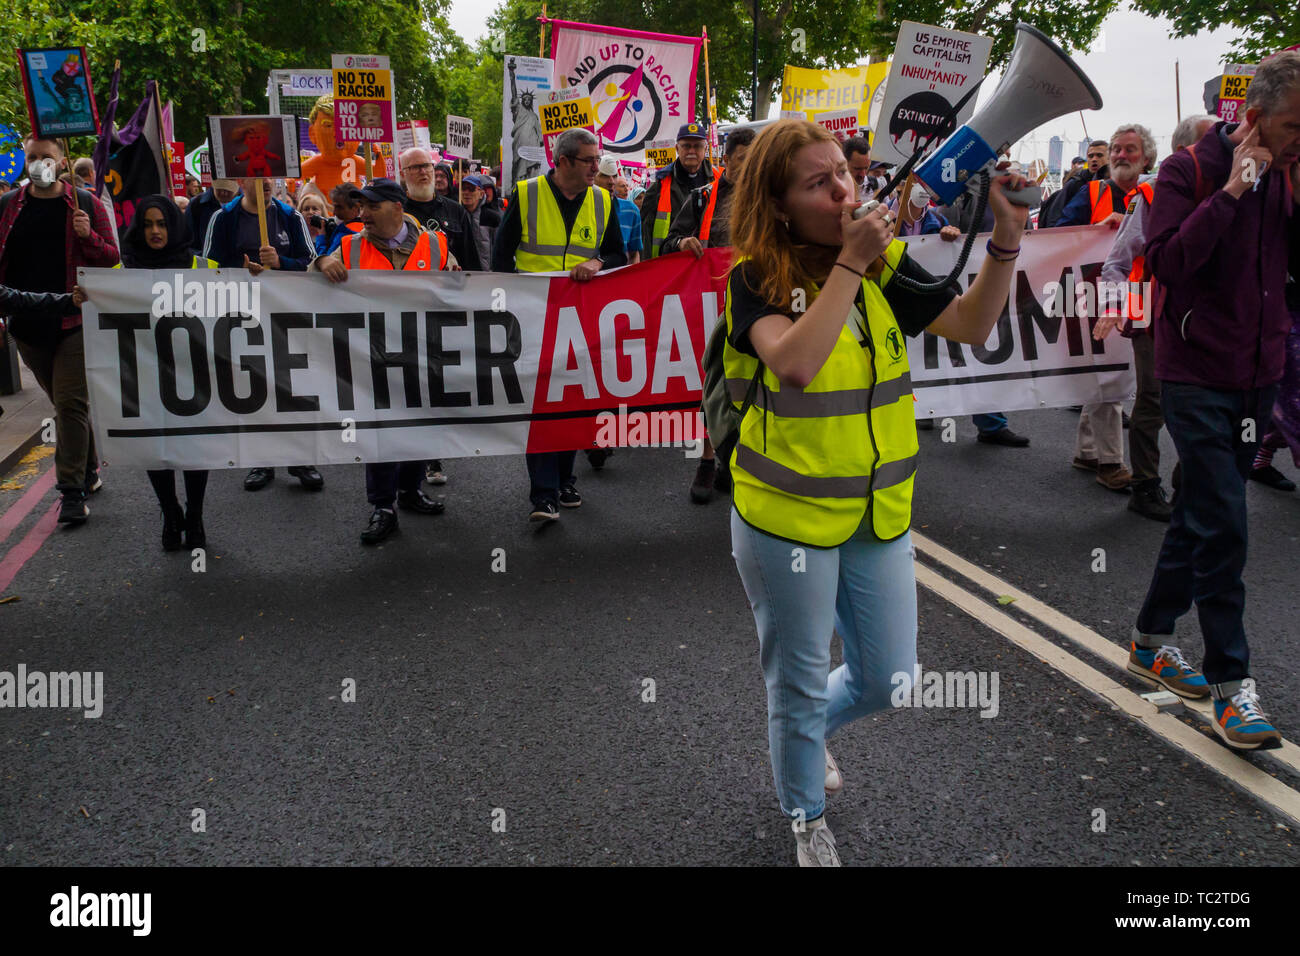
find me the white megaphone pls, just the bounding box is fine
[914,23,1102,208]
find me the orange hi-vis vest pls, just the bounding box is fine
[1087,179,1126,224]
[1123,181,1156,323]
[698,168,725,243]
[342,229,448,271]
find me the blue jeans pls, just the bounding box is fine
[1135,382,1276,691]
[730,509,918,821]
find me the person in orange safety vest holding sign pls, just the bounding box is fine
[660,125,757,504]
[314,178,455,545]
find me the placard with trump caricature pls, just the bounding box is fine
[206,115,301,180]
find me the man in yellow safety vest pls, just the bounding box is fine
[491,127,628,525]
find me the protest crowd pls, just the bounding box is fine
[1,21,1298,868]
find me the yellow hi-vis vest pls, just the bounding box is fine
[114,255,216,269]
[723,240,918,547]
[515,176,609,273]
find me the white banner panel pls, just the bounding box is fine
[902,224,1134,417]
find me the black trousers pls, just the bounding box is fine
[365,461,422,509]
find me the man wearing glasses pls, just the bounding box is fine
[493,127,628,526]
[398,146,482,271]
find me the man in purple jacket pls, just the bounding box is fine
[1130,51,1300,751]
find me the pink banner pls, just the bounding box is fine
[548,19,701,168]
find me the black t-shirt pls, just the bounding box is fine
[402,194,482,270]
[726,253,957,357]
[7,195,68,295]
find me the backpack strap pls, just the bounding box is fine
[1184,143,1211,205]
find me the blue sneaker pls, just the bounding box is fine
[1127,639,1210,699]
[1213,680,1282,751]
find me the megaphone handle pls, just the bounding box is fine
[999,183,1043,208]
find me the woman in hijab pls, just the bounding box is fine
[118,195,217,551]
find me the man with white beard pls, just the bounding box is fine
[398,147,481,271]
[1058,124,1158,493]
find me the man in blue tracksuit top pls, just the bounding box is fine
[202,177,325,492]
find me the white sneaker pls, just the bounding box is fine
[425,461,447,485]
[824,745,843,795]
[795,818,841,867]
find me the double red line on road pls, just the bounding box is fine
[0,466,60,596]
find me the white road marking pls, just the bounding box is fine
[914,531,1300,776]
[912,546,1300,827]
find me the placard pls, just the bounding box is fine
[539,88,596,166]
[207,115,301,180]
[445,115,473,160]
[872,21,992,166]
[16,46,101,138]
[331,53,396,144]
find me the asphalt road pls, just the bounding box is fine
[1,407,1298,866]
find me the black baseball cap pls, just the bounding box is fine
[676,122,707,140]
[357,178,405,204]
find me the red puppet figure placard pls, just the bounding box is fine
[207,114,301,181]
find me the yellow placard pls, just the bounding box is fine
[539,96,595,137]
[646,145,676,167]
[1220,74,1251,100]
[333,68,392,101]
[780,63,891,128]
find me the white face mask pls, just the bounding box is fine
[28,158,59,187]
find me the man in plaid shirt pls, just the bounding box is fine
[0,135,119,525]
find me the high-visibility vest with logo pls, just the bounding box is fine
[114,255,215,269]
[698,168,726,244]
[1123,180,1155,323]
[514,177,608,273]
[1087,179,1125,224]
[722,241,918,547]
[342,229,447,271]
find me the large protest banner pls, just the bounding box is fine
[871,22,992,166]
[80,227,1130,469]
[549,20,701,167]
[79,251,724,470]
[903,224,1134,417]
[503,55,553,185]
[780,63,890,132]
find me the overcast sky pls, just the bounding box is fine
[446,3,1242,163]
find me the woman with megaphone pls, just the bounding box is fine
[722,119,1028,866]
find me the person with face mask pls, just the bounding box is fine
[0,135,119,524]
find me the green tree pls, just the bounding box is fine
[1130,0,1299,64]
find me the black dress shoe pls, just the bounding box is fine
[585,448,613,470]
[161,504,184,551]
[976,427,1030,447]
[287,465,324,490]
[396,489,446,514]
[360,508,398,544]
[244,467,274,490]
[184,508,206,550]
[1248,465,1297,491]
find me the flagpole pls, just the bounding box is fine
[703,27,714,164]
[539,4,548,59]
